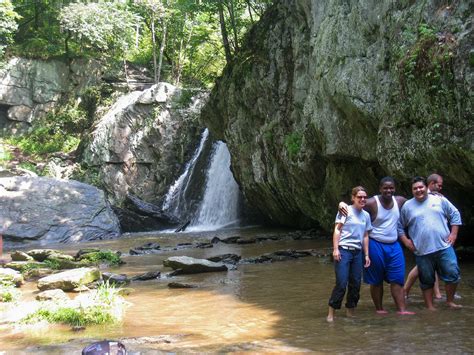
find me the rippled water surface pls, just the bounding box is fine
[1,228,473,353]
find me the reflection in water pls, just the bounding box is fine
[1,228,473,353]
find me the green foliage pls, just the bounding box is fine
[80,251,122,266]
[70,163,103,189]
[397,23,456,95]
[285,132,302,158]
[60,2,141,58]
[43,259,61,270]
[24,281,124,326]
[0,0,20,62]
[0,280,20,302]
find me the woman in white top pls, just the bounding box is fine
[327,186,372,322]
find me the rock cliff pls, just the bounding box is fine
[202,1,473,233]
[0,58,101,132]
[81,83,206,206]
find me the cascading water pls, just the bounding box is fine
[162,129,241,232]
[162,128,209,218]
[188,141,240,231]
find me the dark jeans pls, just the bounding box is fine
[328,247,363,309]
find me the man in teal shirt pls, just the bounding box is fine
[398,176,462,310]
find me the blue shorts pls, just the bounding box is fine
[364,238,405,286]
[416,246,460,290]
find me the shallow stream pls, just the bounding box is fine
[1,228,473,353]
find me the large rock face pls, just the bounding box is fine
[202,1,473,233]
[81,82,206,206]
[0,57,101,132]
[0,176,120,242]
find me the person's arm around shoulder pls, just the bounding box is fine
[364,196,377,221]
[395,195,407,209]
[332,223,343,262]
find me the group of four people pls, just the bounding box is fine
[327,174,462,322]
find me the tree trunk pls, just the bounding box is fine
[157,18,167,83]
[227,0,239,51]
[217,0,232,64]
[151,14,158,83]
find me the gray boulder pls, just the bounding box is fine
[163,256,228,274]
[80,83,206,207]
[10,251,34,262]
[37,267,101,291]
[0,176,121,242]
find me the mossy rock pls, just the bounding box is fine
[4,261,47,273]
[10,251,34,262]
[26,249,61,262]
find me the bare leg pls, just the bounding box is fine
[370,284,386,312]
[445,283,462,309]
[434,273,442,299]
[404,266,418,298]
[346,308,355,318]
[327,306,335,322]
[422,288,436,310]
[391,284,407,311]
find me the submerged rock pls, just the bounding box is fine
[36,289,70,302]
[163,256,228,274]
[102,272,130,286]
[168,282,197,289]
[37,267,101,291]
[131,271,161,281]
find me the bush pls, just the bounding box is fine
[0,280,21,302]
[79,251,122,266]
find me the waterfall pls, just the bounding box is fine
[188,141,240,231]
[162,128,209,217]
[162,130,241,232]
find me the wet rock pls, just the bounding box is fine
[36,289,69,302]
[71,326,86,332]
[37,267,101,291]
[162,270,181,278]
[195,242,214,249]
[163,256,228,274]
[10,251,34,262]
[27,249,60,262]
[4,261,46,272]
[236,238,257,245]
[117,287,134,296]
[23,268,55,281]
[102,272,130,286]
[131,270,161,281]
[129,242,161,255]
[207,254,241,265]
[75,249,101,259]
[0,268,24,286]
[210,237,221,244]
[168,282,197,289]
[255,235,281,242]
[220,236,240,244]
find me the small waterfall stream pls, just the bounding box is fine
[188,141,240,231]
[162,129,240,231]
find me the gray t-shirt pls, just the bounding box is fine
[335,205,372,250]
[398,194,462,256]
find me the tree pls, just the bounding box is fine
[0,0,20,61]
[59,2,141,59]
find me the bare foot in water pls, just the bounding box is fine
[346,308,355,318]
[376,310,388,315]
[397,310,415,315]
[447,302,462,309]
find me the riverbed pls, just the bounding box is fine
[1,227,473,353]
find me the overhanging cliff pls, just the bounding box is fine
[202,1,473,234]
